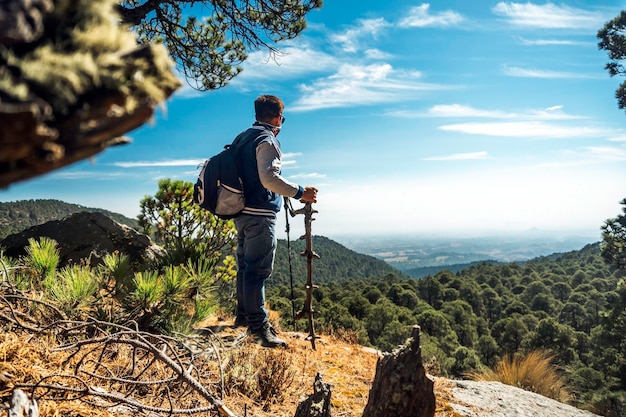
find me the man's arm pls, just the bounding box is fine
[256,140,304,198]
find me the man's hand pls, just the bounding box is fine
[301,186,318,203]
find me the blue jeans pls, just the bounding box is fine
[233,214,277,330]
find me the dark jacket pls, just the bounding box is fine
[232,123,302,216]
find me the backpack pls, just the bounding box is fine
[193,132,263,219]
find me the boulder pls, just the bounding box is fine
[0,211,164,268]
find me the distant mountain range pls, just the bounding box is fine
[0,199,408,283]
[337,233,601,275]
[0,199,600,281]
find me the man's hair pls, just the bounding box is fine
[255,95,284,122]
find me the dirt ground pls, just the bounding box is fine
[194,316,461,417]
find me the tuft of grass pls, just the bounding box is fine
[47,264,99,309]
[24,237,60,283]
[97,252,133,296]
[223,342,295,411]
[223,345,259,398]
[256,349,296,410]
[0,252,24,287]
[131,270,163,309]
[467,350,571,403]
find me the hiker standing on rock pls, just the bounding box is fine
[232,94,318,348]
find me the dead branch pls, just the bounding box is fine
[0,290,240,417]
[0,291,67,332]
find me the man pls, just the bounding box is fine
[232,95,318,348]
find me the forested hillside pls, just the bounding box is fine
[268,242,626,415]
[272,235,407,285]
[405,260,502,279]
[0,199,139,239]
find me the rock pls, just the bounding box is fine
[0,211,165,268]
[449,380,602,417]
[362,325,435,417]
[8,389,38,417]
[293,373,332,417]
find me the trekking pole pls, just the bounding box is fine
[284,198,297,332]
[292,201,320,350]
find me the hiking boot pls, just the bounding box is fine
[233,315,247,328]
[249,323,287,348]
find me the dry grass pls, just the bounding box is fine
[0,314,462,417]
[197,314,463,417]
[466,350,572,403]
[211,319,379,417]
[0,333,117,417]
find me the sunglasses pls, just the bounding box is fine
[281,115,286,124]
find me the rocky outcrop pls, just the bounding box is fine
[449,380,602,417]
[0,211,164,268]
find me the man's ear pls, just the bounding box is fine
[270,115,281,126]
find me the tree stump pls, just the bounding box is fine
[293,373,332,417]
[361,325,435,417]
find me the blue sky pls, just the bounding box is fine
[3,1,626,241]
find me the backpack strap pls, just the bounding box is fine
[228,126,274,182]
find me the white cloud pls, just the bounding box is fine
[428,104,513,118]
[503,65,595,79]
[518,37,592,46]
[114,159,202,168]
[423,151,489,161]
[281,152,303,168]
[330,18,388,53]
[584,146,626,161]
[536,146,626,168]
[439,121,611,138]
[365,48,392,60]
[524,106,580,120]
[289,172,328,179]
[172,83,204,99]
[232,43,339,83]
[607,134,626,142]
[291,63,447,111]
[49,170,128,180]
[389,104,581,120]
[492,2,608,30]
[398,3,464,28]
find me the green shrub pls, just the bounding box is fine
[132,270,163,310]
[129,263,220,334]
[48,264,99,309]
[98,252,133,296]
[24,237,59,283]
